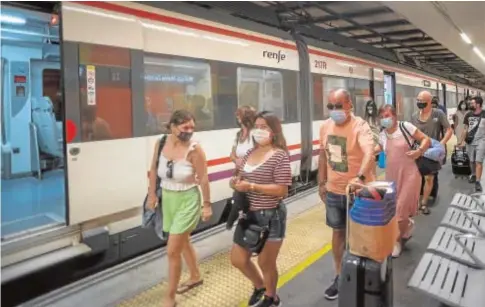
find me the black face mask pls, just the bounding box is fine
[417,102,427,109]
[177,132,193,142]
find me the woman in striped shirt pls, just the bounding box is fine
[230,111,292,307]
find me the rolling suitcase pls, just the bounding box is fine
[338,184,394,307]
[451,146,472,178]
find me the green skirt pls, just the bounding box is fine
[162,187,201,234]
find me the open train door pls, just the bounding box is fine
[1,2,68,241]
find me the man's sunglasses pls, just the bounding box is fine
[327,103,344,110]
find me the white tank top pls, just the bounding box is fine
[157,141,197,191]
[235,134,254,158]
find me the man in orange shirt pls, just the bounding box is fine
[318,89,376,301]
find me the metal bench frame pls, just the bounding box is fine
[451,192,485,212]
[409,192,485,307]
[440,207,485,237]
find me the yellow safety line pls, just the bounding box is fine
[238,244,332,307]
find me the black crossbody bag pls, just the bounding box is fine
[399,122,441,176]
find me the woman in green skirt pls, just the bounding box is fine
[147,110,212,307]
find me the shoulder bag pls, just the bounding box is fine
[399,122,441,176]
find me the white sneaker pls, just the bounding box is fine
[392,242,402,258]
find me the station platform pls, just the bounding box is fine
[116,165,471,307]
[276,165,471,307]
[26,157,474,307]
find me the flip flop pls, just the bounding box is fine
[176,279,204,294]
[420,205,430,215]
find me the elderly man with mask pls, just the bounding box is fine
[411,91,452,215]
[318,89,376,301]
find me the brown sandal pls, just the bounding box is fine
[176,279,204,294]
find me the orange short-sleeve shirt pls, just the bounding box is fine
[319,115,376,194]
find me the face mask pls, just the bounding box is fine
[460,105,465,110]
[367,108,374,115]
[329,110,348,124]
[380,117,394,129]
[252,129,271,144]
[432,104,438,109]
[417,102,427,109]
[470,106,476,111]
[177,131,193,142]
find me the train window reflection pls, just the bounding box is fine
[352,79,371,119]
[313,74,324,121]
[237,67,284,120]
[79,44,132,142]
[144,56,213,133]
[322,76,349,119]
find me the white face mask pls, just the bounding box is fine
[252,129,271,144]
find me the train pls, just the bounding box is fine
[1,1,483,305]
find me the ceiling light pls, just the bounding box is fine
[0,14,26,25]
[460,32,472,44]
[473,47,485,61]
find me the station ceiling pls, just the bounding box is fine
[185,1,485,90]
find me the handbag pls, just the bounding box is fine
[399,122,441,176]
[141,135,168,239]
[243,223,270,255]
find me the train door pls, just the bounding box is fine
[1,3,67,240]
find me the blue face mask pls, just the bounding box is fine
[329,110,347,124]
[380,117,394,129]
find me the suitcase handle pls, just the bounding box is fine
[345,183,366,251]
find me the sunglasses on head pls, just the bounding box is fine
[166,160,174,179]
[327,103,344,110]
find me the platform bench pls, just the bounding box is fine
[408,252,485,307]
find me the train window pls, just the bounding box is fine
[322,76,349,119]
[351,79,372,119]
[78,44,132,141]
[374,81,385,109]
[209,61,238,130]
[446,91,457,108]
[313,74,324,121]
[396,84,416,121]
[42,69,62,121]
[237,67,284,120]
[144,56,213,133]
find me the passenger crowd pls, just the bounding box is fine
[144,90,483,307]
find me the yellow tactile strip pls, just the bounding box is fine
[118,203,331,307]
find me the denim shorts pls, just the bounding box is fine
[233,203,287,248]
[325,192,348,230]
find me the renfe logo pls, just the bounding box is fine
[263,50,286,63]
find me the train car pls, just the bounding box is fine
[1,1,478,304]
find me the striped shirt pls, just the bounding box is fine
[239,148,292,210]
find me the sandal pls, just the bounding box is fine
[176,279,204,294]
[420,205,430,215]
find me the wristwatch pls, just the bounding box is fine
[357,174,366,182]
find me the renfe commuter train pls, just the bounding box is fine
[1,1,483,304]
